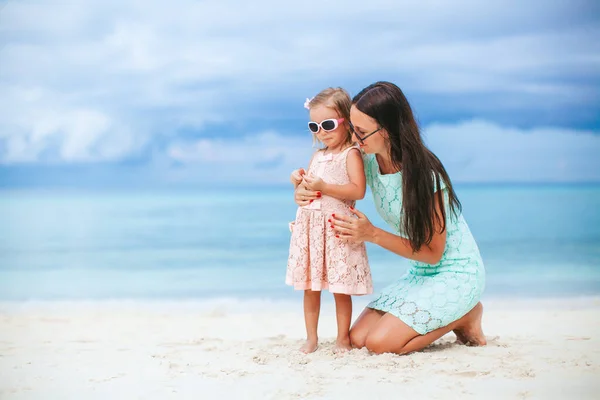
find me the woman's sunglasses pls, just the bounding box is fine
[308,118,345,133]
[349,121,382,144]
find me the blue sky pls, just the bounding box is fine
[0,0,599,187]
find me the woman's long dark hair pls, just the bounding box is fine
[353,81,461,252]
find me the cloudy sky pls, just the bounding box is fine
[0,0,599,187]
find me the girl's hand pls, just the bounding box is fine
[294,185,321,207]
[302,175,325,191]
[331,208,376,243]
[290,168,306,186]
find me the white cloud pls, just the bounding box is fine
[0,0,598,171]
[160,121,600,184]
[425,120,600,182]
[165,132,315,184]
[0,87,145,163]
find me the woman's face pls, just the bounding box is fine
[349,105,387,154]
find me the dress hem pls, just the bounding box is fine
[285,280,372,296]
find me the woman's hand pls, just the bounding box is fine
[331,208,377,243]
[302,175,325,191]
[294,184,321,207]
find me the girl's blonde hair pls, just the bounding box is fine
[306,87,353,147]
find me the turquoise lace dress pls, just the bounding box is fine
[364,154,485,335]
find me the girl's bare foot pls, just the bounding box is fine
[453,302,487,346]
[333,337,352,354]
[300,338,318,354]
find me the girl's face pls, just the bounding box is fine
[308,105,349,149]
[349,105,387,154]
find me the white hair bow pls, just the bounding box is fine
[304,97,313,110]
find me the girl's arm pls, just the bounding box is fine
[290,151,319,188]
[291,169,305,188]
[304,149,366,200]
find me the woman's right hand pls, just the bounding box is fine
[290,168,306,186]
[294,184,320,207]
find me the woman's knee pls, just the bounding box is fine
[364,315,416,354]
[364,332,387,355]
[349,327,367,348]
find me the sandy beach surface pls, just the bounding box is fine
[1,297,599,399]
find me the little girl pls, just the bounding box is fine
[286,87,373,354]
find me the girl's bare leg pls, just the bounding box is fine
[333,293,353,353]
[301,290,321,353]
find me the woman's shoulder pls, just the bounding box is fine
[360,151,375,166]
[360,153,379,185]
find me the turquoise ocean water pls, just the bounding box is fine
[1,185,599,301]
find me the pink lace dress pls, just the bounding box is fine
[286,145,373,295]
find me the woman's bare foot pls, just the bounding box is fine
[300,338,318,354]
[452,302,487,346]
[333,337,352,354]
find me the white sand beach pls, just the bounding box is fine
[1,297,599,400]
